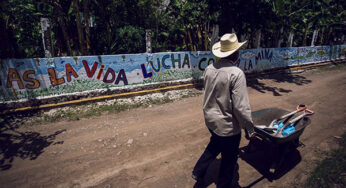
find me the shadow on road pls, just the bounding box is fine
[192,158,224,188]
[0,118,65,171]
[239,140,302,187]
[247,72,312,96]
[193,142,302,188]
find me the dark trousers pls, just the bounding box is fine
[193,130,241,188]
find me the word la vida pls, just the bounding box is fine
[5,60,129,90]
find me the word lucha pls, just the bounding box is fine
[140,54,191,78]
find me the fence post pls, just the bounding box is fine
[146,29,152,53]
[288,32,294,47]
[311,29,319,47]
[40,18,54,57]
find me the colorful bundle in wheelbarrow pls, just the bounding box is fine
[255,104,314,138]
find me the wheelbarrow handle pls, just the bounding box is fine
[288,113,306,125]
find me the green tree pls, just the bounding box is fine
[0,0,44,58]
[0,0,344,59]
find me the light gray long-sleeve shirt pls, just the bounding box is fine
[203,58,254,137]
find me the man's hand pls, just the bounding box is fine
[245,128,256,140]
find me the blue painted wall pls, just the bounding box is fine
[0,45,345,102]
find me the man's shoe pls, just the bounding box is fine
[191,173,204,182]
[192,174,206,188]
[192,173,203,181]
[192,174,198,180]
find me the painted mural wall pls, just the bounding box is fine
[1,45,345,102]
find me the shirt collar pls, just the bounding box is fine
[218,58,234,64]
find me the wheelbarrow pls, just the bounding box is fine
[253,105,314,144]
[239,106,314,180]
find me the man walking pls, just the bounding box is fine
[192,33,255,188]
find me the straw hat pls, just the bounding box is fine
[212,33,247,58]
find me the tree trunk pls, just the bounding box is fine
[58,17,73,56]
[83,0,91,55]
[211,25,219,48]
[73,0,86,55]
[255,30,261,48]
[52,0,73,56]
[203,23,209,51]
[187,30,194,51]
[303,26,308,46]
[0,17,15,58]
[98,0,113,54]
[274,26,282,47]
[326,27,333,45]
[197,25,203,50]
[320,27,325,45]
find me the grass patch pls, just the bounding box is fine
[43,103,138,122]
[29,91,197,125]
[42,110,79,122]
[304,133,346,188]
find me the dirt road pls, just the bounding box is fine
[1,65,345,188]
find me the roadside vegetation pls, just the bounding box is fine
[304,133,346,188]
[1,0,344,59]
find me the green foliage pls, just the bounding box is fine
[0,0,45,58]
[116,26,145,54]
[0,0,345,58]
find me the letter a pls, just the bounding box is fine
[66,63,79,82]
[115,69,128,85]
[6,68,24,89]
